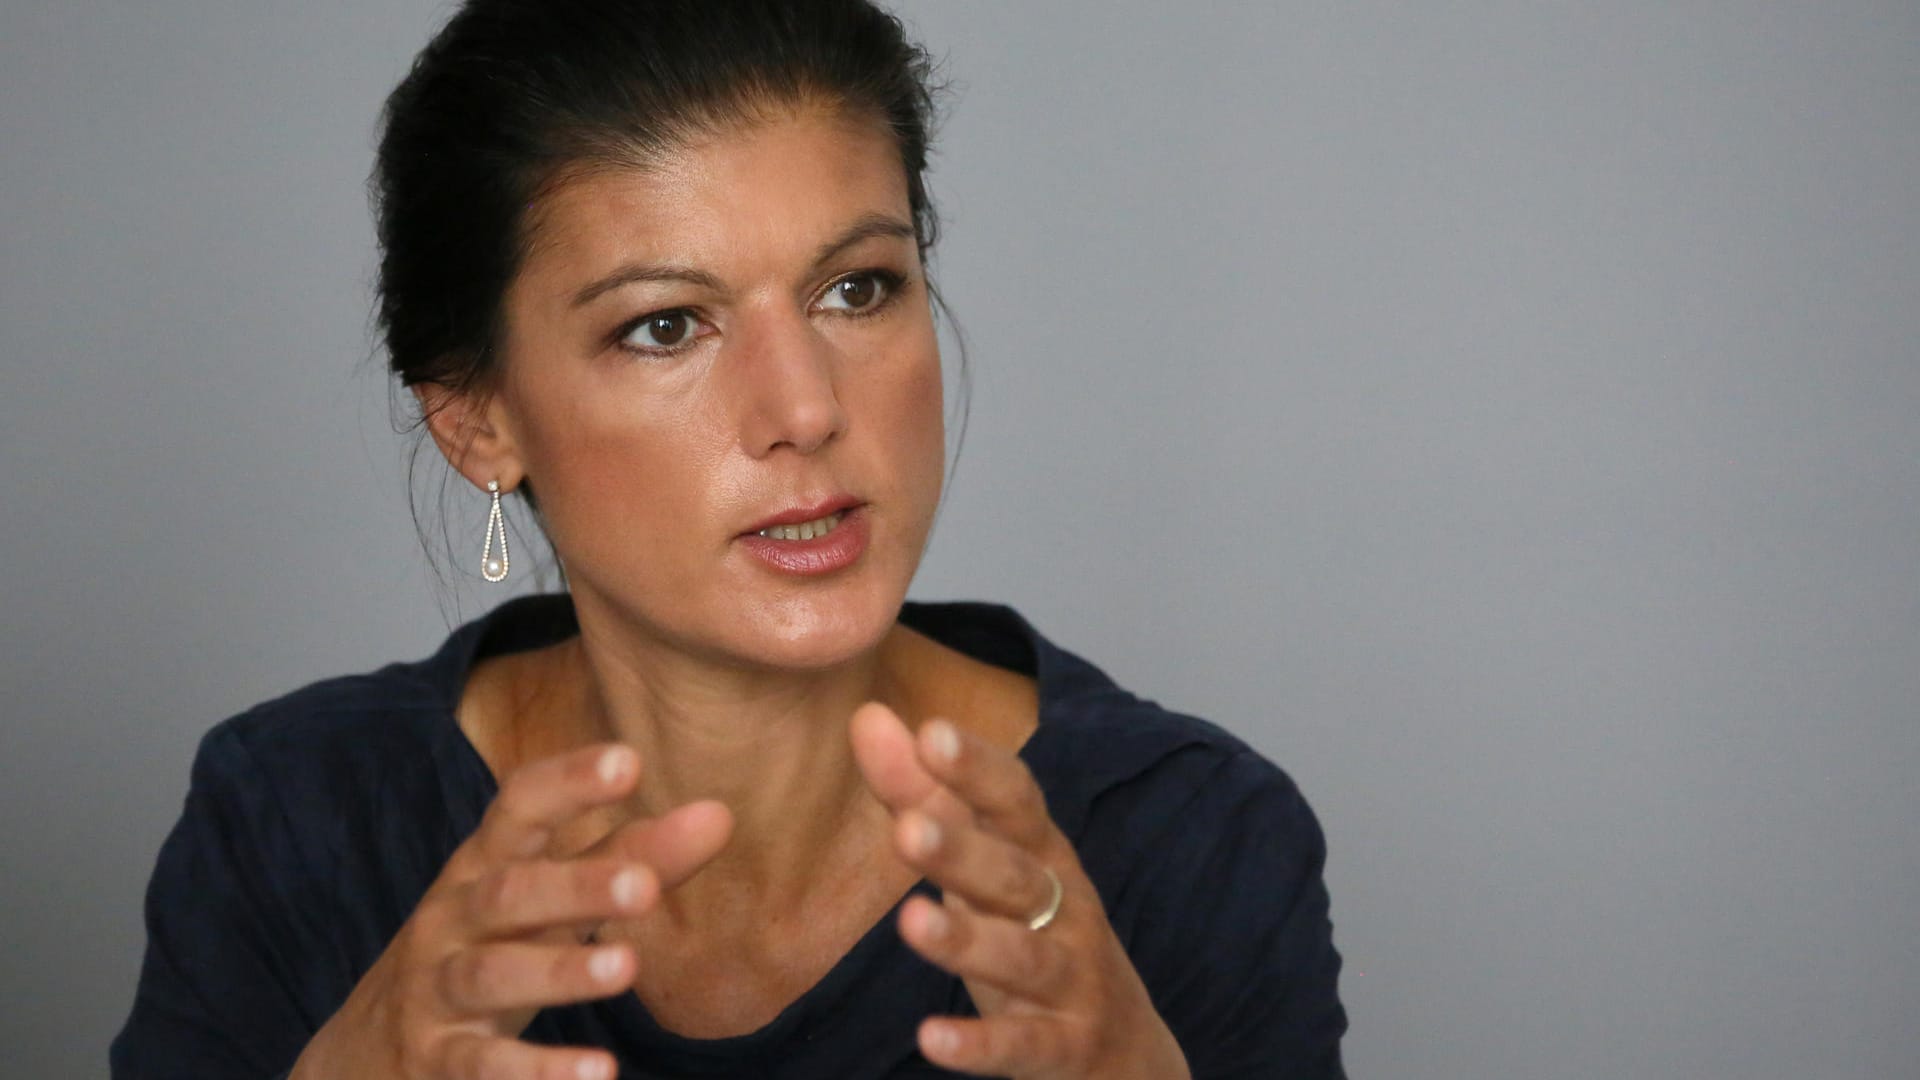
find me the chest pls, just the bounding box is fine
[594,858,925,1039]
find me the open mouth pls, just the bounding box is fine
[736,504,870,575]
[752,509,849,541]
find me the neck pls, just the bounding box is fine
[557,593,931,922]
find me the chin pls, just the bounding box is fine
[728,581,904,673]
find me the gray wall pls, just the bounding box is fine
[4,2,1915,1076]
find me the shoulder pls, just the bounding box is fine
[199,593,579,798]
[1033,688,1321,879]
[193,659,455,798]
[119,661,481,1068]
[1018,630,1311,849]
[1036,698,1347,1074]
[181,655,487,898]
[150,656,492,983]
[902,601,1284,816]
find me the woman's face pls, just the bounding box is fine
[484,104,945,672]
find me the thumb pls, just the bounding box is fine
[599,799,734,888]
[849,701,940,812]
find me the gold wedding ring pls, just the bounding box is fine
[1026,866,1064,931]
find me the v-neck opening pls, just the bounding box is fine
[417,593,1072,1064]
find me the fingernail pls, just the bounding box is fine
[926,720,960,764]
[588,945,624,983]
[611,867,646,908]
[919,903,949,941]
[576,1056,614,1080]
[910,815,942,857]
[597,747,632,785]
[923,1022,960,1058]
[512,827,552,860]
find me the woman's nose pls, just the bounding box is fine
[732,309,848,459]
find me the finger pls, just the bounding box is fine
[916,718,1055,852]
[898,895,1074,1006]
[437,1031,617,1080]
[918,1012,1072,1077]
[595,798,734,888]
[464,744,641,870]
[849,701,941,811]
[438,939,636,1014]
[460,854,657,940]
[894,808,1059,925]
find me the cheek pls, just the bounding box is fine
[511,376,720,554]
[879,348,947,491]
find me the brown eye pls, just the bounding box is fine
[623,310,700,352]
[836,276,876,309]
[817,271,896,314]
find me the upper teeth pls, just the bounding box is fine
[758,511,845,541]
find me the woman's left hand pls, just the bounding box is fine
[850,703,1191,1080]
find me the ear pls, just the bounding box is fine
[412,379,526,493]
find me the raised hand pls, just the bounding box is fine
[291,743,732,1080]
[850,703,1191,1080]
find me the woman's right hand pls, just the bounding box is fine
[290,743,732,1080]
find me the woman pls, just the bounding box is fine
[110,1,1346,1077]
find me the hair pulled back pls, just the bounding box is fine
[372,0,944,399]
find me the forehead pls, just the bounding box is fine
[518,105,913,288]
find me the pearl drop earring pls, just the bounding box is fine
[481,480,510,583]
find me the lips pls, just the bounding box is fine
[740,494,865,536]
[736,502,871,575]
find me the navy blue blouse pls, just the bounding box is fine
[111,595,1346,1078]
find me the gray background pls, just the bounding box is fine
[4,2,1916,1076]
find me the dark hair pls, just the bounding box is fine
[369,0,967,589]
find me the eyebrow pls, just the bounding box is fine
[569,212,917,309]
